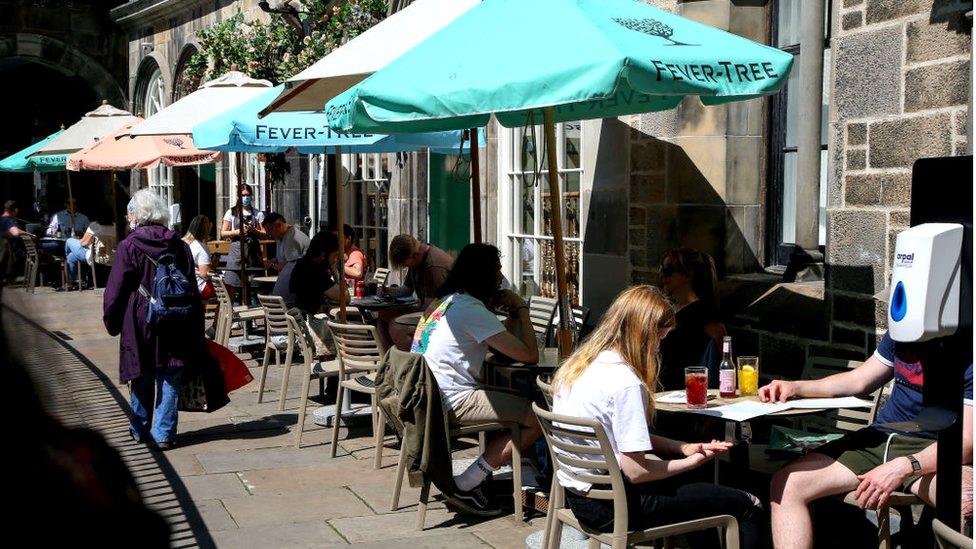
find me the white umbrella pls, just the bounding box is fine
[260,0,478,114]
[130,71,272,136]
[31,100,137,206]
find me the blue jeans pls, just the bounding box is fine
[64,238,89,280]
[129,367,182,444]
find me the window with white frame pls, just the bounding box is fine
[503,121,583,305]
[345,152,390,270]
[141,67,174,205]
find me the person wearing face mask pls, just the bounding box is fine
[219,187,266,303]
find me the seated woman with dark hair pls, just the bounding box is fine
[658,248,727,390]
[413,243,541,515]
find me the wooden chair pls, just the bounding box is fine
[256,295,296,410]
[287,313,340,448]
[386,362,524,527]
[933,518,974,549]
[212,276,263,346]
[528,295,558,344]
[20,235,39,293]
[534,402,739,549]
[327,321,386,468]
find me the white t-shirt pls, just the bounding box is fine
[552,350,653,492]
[188,239,211,292]
[422,292,506,409]
[222,207,265,231]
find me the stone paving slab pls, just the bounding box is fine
[210,520,347,548]
[220,488,374,527]
[182,473,251,500]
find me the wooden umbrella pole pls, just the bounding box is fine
[543,107,574,358]
[111,171,122,243]
[470,128,482,243]
[334,146,347,323]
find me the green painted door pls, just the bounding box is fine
[428,152,470,254]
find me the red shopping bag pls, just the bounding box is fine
[205,339,254,393]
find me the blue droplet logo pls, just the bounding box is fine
[890,281,907,322]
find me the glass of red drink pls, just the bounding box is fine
[685,366,708,409]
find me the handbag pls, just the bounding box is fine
[206,339,253,393]
[178,357,230,413]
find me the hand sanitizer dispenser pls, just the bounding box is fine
[888,223,963,342]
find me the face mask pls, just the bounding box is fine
[129,220,138,231]
[242,196,252,207]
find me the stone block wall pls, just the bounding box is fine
[825,0,971,354]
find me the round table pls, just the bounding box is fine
[350,296,420,310]
[653,389,825,417]
[393,311,424,327]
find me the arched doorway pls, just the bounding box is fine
[133,59,174,207]
[0,33,123,225]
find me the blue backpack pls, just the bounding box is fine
[138,251,197,330]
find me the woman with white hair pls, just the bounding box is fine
[103,189,204,450]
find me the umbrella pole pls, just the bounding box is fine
[543,107,573,358]
[334,147,347,323]
[236,153,249,306]
[470,128,482,243]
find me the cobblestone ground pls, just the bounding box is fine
[3,286,545,548]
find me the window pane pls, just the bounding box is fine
[515,237,540,299]
[781,151,797,244]
[517,174,535,234]
[785,53,800,149]
[563,121,581,170]
[819,149,828,246]
[777,0,802,48]
[519,127,538,172]
[563,172,580,238]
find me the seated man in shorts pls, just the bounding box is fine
[413,243,540,515]
[764,332,973,549]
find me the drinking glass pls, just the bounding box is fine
[685,366,708,409]
[737,356,760,396]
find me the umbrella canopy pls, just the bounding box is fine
[193,85,483,154]
[130,71,272,136]
[263,0,479,114]
[67,120,222,171]
[326,0,793,133]
[32,101,137,155]
[0,129,65,173]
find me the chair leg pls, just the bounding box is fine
[587,538,601,549]
[541,476,557,549]
[511,423,523,523]
[877,506,891,549]
[330,385,345,458]
[257,346,272,404]
[416,478,431,530]
[725,516,740,549]
[391,440,408,511]
[479,431,487,454]
[295,372,314,449]
[277,342,294,411]
[550,514,565,549]
[372,394,384,469]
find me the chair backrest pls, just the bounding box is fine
[371,267,390,285]
[327,320,383,373]
[211,277,232,344]
[258,294,291,338]
[933,518,974,549]
[285,314,315,368]
[800,357,878,433]
[20,235,37,261]
[533,403,630,535]
[528,295,558,342]
[536,375,554,409]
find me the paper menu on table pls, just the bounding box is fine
[786,396,873,409]
[692,401,792,422]
[654,391,716,404]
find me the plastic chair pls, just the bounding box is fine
[371,267,391,285]
[256,295,296,410]
[533,402,740,549]
[212,276,263,346]
[933,518,974,549]
[287,313,339,448]
[528,295,558,344]
[327,321,386,469]
[20,235,39,293]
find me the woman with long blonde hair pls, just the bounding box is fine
[552,285,763,549]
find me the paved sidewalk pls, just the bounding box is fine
[3,286,545,548]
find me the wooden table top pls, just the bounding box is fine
[486,347,562,369]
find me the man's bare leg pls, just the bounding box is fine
[483,408,542,469]
[770,452,861,549]
[912,465,974,525]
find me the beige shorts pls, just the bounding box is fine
[449,389,531,426]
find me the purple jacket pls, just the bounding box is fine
[103,225,204,384]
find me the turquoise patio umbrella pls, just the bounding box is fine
[0,129,66,173]
[192,85,484,314]
[325,0,793,352]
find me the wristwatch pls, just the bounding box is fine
[906,454,922,474]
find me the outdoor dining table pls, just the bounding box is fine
[251,275,278,285]
[484,346,562,396]
[348,295,420,324]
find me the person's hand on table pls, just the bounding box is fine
[759,380,797,403]
[852,458,913,510]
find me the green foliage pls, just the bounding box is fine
[189,0,389,85]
